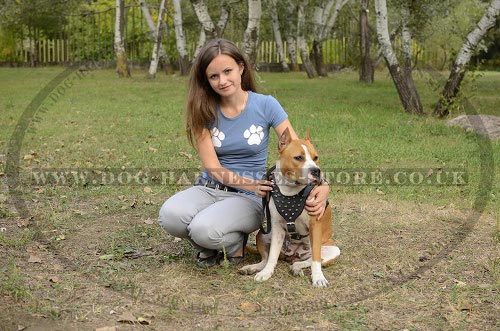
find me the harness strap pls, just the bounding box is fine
[260,165,276,234]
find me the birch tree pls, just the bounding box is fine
[242,0,262,68]
[297,0,318,78]
[191,0,218,39]
[173,0,191,75]
[267,0,289,71]
[139,0,173,75]
[114,0,130,77]
[374,0,423,114]
[285,0,299,71]
[310,0,350,77]
[359,0,374,83]
[147,0,167,78]
[434,0,500,117]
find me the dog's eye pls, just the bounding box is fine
[313,156,319,161]
[294,156,304,161]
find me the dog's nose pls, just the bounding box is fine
[310,167,321,179]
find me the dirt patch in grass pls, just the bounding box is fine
[0,192,498,330]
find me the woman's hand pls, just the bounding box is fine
[305,183,330,220]
[253,179,274,197]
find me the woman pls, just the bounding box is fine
[158,39,334,267]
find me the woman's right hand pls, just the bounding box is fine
[253,179,274,197]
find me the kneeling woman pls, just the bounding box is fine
[158,39,337,267]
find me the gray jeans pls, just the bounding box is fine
[158,185,262,257]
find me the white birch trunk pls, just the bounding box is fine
[375,0,423,114]
[140,0,171,74]
[435,0,500,116]
[243,0,262,67]
[311,0,349,76]
[114,0,130,77]
[400,1,412,75]
[268,0,289,71]
[147,0,166,78]
[217,0,230,36]
[194,27,206,60]
[173,0,191,75]
[297,0,317,78]
[190,0,217,39]
[285,0,299,71]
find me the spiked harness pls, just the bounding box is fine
[260,166,316,240]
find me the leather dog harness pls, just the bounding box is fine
[261,166,315,240]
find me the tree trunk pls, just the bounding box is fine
[190,0,218,40]
[359,0,374,83]
[434,0,500,117]
[217,0,230,36]
[297,0,317,78]
[285,0,299,71]
[310,0,348,77]
[114,0,130,78]
[147,0,166,78]
[173,0,191,75]
[243,0,262,68]
[139,0,173,75]
[375,0,423,114]
[194,27,206,59]
[268,0,289,71]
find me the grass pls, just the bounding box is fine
[0,67,499,330]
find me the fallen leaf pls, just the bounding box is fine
[95,326,118,331]
[17,325,26,331]
[49,276,60,283]
[239,302,260,314]
[56,234,66,241]
[373,272,385,278]
[99,254,115,260]
[148,146,158,153]
[117,310,136,324]
[179,151,193,159]
[137,316,151,325]
[143,186,152,193]
[28,254,42,263]
[376,188,385,195]
[452,278,467,287]
[143,219,155,225]
[426,168,434,177]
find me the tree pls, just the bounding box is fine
[147,0,167,78]
[310,0,350,76]
[114,0,130,77]
[139,0,173,75]
[173,0,191,75]
[434,0,500,117]
[242,0,262,68]
[0,0,82,67]
[267,0,289,71]
[190,0,218,39]
[285,0,300,71]
[374,0,423,114]
[297,0,318,78]
[359,0,374,83]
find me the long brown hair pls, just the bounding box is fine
[185,38,257,147]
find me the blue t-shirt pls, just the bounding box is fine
[203,91,288,181]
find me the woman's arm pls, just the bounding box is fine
[196,128,273,197]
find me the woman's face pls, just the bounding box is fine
[205,54,244,98]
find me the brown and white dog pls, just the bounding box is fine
[239,128,333,287]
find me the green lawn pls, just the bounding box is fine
[0,67,498,330]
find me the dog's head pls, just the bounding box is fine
[277,128,321,185]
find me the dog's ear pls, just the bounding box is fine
[278,127,292,152]
[305,127,312,143]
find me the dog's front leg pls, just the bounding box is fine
[310,216,328,287]
[254,224,285,282]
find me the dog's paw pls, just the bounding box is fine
[289,264,305,277]
[254,270,273,282]
[238,265,258,275]
[311,275,329,288]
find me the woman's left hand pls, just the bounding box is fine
[305,183,330,220]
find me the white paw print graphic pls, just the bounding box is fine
[244,125,264,145]
[211,127,225,147]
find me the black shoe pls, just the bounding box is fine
[195,252,220,268]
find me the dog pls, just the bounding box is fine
[239,128,336,287]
